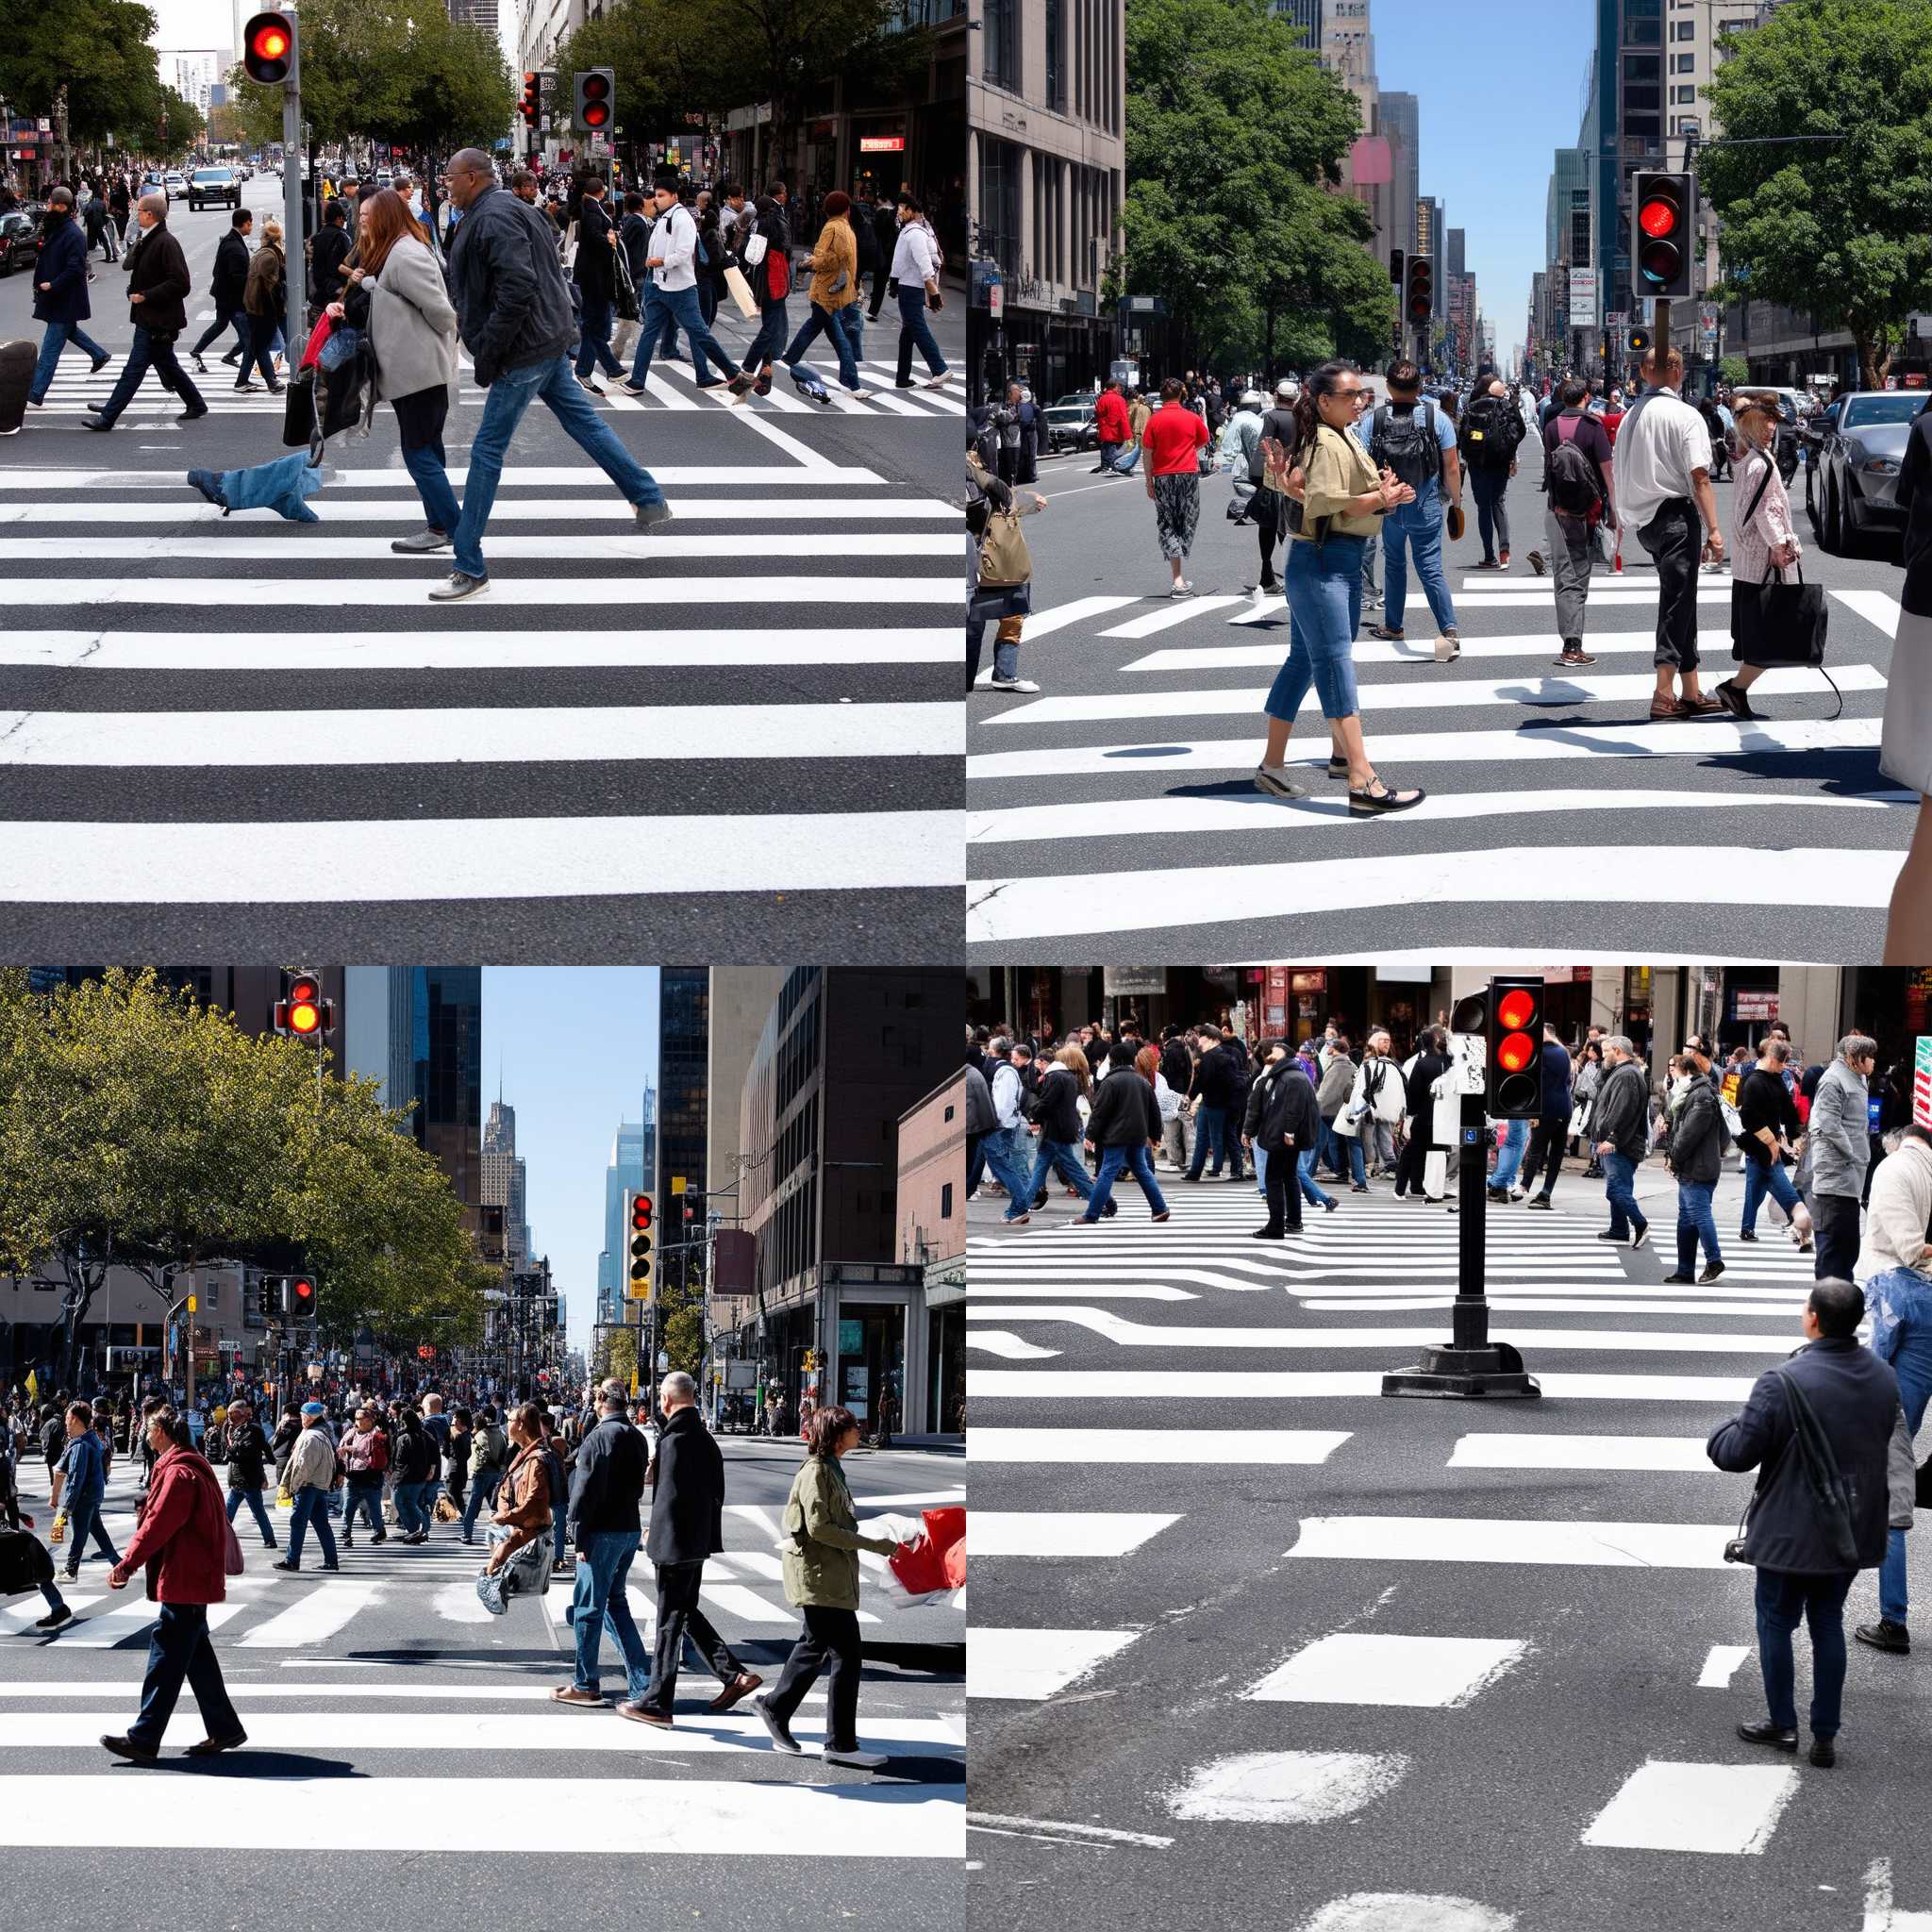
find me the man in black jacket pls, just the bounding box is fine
[555,1382,655,1714]
[570,175,625,393]
[85,192,206,430]
[1662,1033,1725,1285]
[27,190,110,408]
[308,198,351,319]
[191,207,253,371]
[868,192,898,319]
[1187,1026,1247,1184]
[1740,1039,1809,1244]
[1248,1043,1322,1237]
[1708,1277,1910,1764]
[1075,1042,1171,1224]
[220,1400,278,1552]
[626,1373,761,1727]
[432,147,671,603]
[1591,1036,1652,1250]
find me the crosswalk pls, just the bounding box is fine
[965,443,1909,956]
[966,1169,1929,1916]
[0,424,962,945]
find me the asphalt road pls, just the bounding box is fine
[2,1438,963,1927]
[966,414,1912,961]
[0,175,967,960]
[965,1155,1932,1932]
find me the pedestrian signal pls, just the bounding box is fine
[242,10,295,84]
[625,1191,653,1300]
[1405,254,1433,325]
[521,71,541,126]
[1629,325,1652,357]
[277,1274,316,1319]
[275,972,333,1039]
[1485,977,1545,1119]
[575,68,613,131]
[1390,248,1404,286]
[1633,171,1694,299]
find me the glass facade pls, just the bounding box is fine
[391,968,482,1225]
[658,971,709,1301]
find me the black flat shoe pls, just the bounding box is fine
[1660,1273,1695,1284]
[1809,1736,1836,1768]
[1855,1619,1909,1654]
[1737,1720,1798,1753]
[1348,778,1424,817]
[1738,1229,1757,1242]
[1250,1227,1285,1241]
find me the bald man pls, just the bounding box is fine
[85,192,205,429]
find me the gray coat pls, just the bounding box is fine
[1807,1058,1870,1201]
[367,235,458,408]
[1592,1058,1650,1161]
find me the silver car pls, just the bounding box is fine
[1812,389,1926,551]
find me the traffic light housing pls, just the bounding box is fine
[521,71,541,126]
[1633,171,1694,299]
[625,1190,653,1301]
[1484,977,1546,1120]
[274,972,333,1040]
[1390,248,1404,286]
[276,1274,317,1320]
[1629,325,1652,358]
[242,10,295,84]
[575,68,613,132]
[1405,253,1433,325]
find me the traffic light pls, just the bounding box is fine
[277,1274,317,1320]
[1629,325,1652,358]
[574,68,613,132]
[1633,171,1694,299]
[1484,977,1546,1120]
[256,1276,275,1320]
[274,972,333,1040]
[1390,248,1404,286]
[625,1190,653,1301]
[521,71,541,126]
[1405,253,1433,325]
[242,10,295,84]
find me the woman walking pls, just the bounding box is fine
[755,1406,907,1769]
[238,219,287,393]
[1142,376,1209,596]
[1005,1044,1102,1223]
[1714,391,1805,721]
[476,1402,552,1614]
[781,190,862,396]
[1253,361,1425,814]
[100,1405,246,1762]
[726,193,792,404]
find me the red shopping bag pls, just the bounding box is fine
[300,314,334,372]
[888,1506,966,1594]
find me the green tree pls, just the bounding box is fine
[1703,0,1932,389]
[661,1305,705,1379]
[1719,353,1751,384]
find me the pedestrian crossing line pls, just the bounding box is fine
[971,1331,1063,1359]
[1165,1751,1413,1825]
[967,788,1916,848]
[1578,1759,1797,1855]
[0,496,963,527]
[1100,596,1257,638]
[0,701,956,769]
[957,1281,1205,1299]
[968,1427,1352,1464]
[1288,1516,1737,1568]
[0,1594,105,1632]
[969,1370,1761,1402]
[967,720,1884,785]
[1307,1294,1799,1317]
[1834,587,1904,637]
[967,847,1903,944]
[0,1774,965,1856]
[1698,1645,1754,1688]
[0,629,961,671]
[985,664,1888,727]
[1247,1633,1528,1708]
[1448,1433,1723,1472]
[50,1599,249,1648]
[975,1513,1181,1557]
[1012,594,1148,639]
[967,1626,1141,1700]
[0,463,892,489]
[3,575,963,610]
[1441,586,1739,607]
[653,356,804,413]
[1,808,962,903]
[0,1678,856,1703]
[1455,573,1663,591]
[232,1580,383,1647]
[1124,631,1683,673]
[0,532,964,564]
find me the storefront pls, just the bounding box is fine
[1715,969,1784,1060]
[924,1255,965,1440]
[1845,965,1932,1123]
[824,1261,925,1439]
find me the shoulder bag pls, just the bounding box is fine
[1730,1366,1862,1568]
[975,505,1032,589]
[1730,458,1838,708]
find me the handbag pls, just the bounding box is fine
[612,315,641,361]
[1731,458,1837,696]
[975,507,1032,589]
[723,263,760,320]
[741,229,768,268]
[282,367,317,447]
[614,247,640,324]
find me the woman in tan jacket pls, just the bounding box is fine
[476,1402,551,1615]
[780,190,863,399]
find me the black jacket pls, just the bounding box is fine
[31,214,90,325]
[1592,1058,1651,1161]
[1159,1039,1192,1097]
[1739,1065,1801,1166]
[1194,1043,1242,1109]
[125,221,192,334]
[573,194,616,303]
[223,1421,270,1490]
[567,1412,648,1542]
[391,1423,435,1485]
[1085,1071,1159,1148]
[1254,1061,1320,1154]
[1708,1338,1901,1573]
[1404,1050,1450,1124]
[210,227,250,311]
[445,183,575,386]
[647,1406,727,1564]
[1671,1077,1725,1187]
[1032,1063,1084,1143]
[308,223,352,308]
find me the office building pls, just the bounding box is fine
[706,970,788,1340]
[481,1097,529,1272]
[1377,90,1419,264]
[896,1073,966,1441]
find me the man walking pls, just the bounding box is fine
[308,198,352,320]
[1662,1033,1725,1284]
[1521,1023,1574,1209]
[84,192,205,431]
[1612,345,1724,716]
[191,207,253,374]
[1458,376,1526,569]
[554,1382,655,1715]
[622,172,739,396]
[1591,1036,1651,1250]
[1365,361,1462,660]
[219,1399,278,1552]
[1187,1025,1247,1184]
[1526,376,1616,667]
[1708,1278,1912,1767]
[460,1403,508,1542]
[50,1401,119,1580]
[1808,1034,1877,1280]
[27,188,111,410]
[1093,376,1132,475]
[625,1372,762,1727]
[889,192,948,391]
[434,147,671,603]
[1740,1039,1810,1244]
[273,1401,340,1574]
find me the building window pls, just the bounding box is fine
[979,136,1021,276]
[1674,17,1694,36]
[1044,0,1066,112]
[941,1181,954,1219]
[983,0,1019,92]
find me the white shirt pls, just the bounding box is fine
[646,203,697,290]
[1613,386,1716,535]
[990,1060,1023,1130]
[890,220,939,287]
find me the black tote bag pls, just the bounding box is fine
[1730,561,1828,669]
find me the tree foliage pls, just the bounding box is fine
[0,0,208,154]
[1703,0,1932,388]
[1119,0,1391,375]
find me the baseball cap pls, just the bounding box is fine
[301,1400,325,1418]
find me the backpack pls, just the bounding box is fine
[1461,393,1522,472]
[365,1427,390,1474]
[1369,400,1440,492]
[1545,416,1606,520]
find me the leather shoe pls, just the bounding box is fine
[1737,1720,1798,1752]
[708,1671,763,1714]
[1809,1736,1837,1768]
[1855,1619,1909,1654]
[617,1701,674,1727]
[100,1733,158,1762]
[186,1730,247,1757]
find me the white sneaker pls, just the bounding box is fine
[987,675,1040,693]
[823,1745,889,1769]
[1171,580,1194,598]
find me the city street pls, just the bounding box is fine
[965,1159,1932,1931]
[2,1437,963,1924]
[0,175,967,959]
[966,433,1909,961]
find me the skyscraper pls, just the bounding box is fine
[481,1098,529,1270]
[658,972,709,1300]
[1377,90,1419,263]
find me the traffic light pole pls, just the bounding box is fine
[281,22,304,361]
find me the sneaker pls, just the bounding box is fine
[1630,1225,1650,1251]
[429,571,490,603]
[391,527,451,554]
[1660,1273,1695,1285]
[635,501,674,532]
[620,378,649,395]
[1700,1261,1726,1283]
[1170,580,1194,598]
[233,381,261,392]
[578,377,607,397]
[1498,550,1511,569]
[1526,550,1547,575]
[823,1745,890,1769]
[271,1559,300,1573]
[1855,1619,1910,1655]
[754,1696,803,1755]
[1254,764,1309,800]
[1524,1194,1553,1210]
[34,1605,72,1630]
[987,675,1040,693]
[1555,646,1596,667]
[90,355,112,375]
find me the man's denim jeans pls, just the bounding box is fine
[1742,1158,1802,1234]
[1603,1151,1645,1238]
[226,1485,278,1545]
[461,1467,503,1541]
[630,283,739,386]
[30,319,108,404]
[571,1527,652,1700]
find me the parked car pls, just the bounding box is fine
[1043,398,1100,455]
[0,208,42,276]
[1807,388,1925,552]
[188,165,242,210]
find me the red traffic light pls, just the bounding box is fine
[1496,1031,1538,1075]
[291,1278,314,1305]
[242,10,294,83]
[631,1194,653,1231]
[1496,987,1537,1033]
[417,1343,435,1360]
[1638,195,1677,240]
[581,73,610,126]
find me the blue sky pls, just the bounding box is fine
[1374,0,1597,366]
[480,969,659,1357]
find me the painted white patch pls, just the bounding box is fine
[1579,1759,1799,1854]
[965,1627,1139,1700]
[234,1582,381,1648]
[1248,1634,1527,1708]
[967,1331,1062,1360]
[432,1577,501,1624]
[967,1371,1760,1403]
[1293,1893,1517,1932]
[1290,1516,1736,1570]
[1697,1645,1754,1689]
[1166,1749,1410,1824]
[1449,1433,1716,1472]
[974,1513,1180,1557]
[968,1428,1351,1465]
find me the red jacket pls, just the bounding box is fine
[1094,389,1130,442]
[120,1445,229,1605]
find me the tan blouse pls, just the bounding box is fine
[1294,422,1384,541]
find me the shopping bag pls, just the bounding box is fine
[300,314,333,372]
[723,264,760,321]
[1424,1149,1447,1199]
[1731,563,1830,669]
[223,1514,245,1576]
[282,368,317,448]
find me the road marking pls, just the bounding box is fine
[233,1582,381,1647]
[4,575,962,609]
[1697,1644,1754,1688]
[51,1600,246,1647]
[974,1512,1180,1557]
[1248,1634,1527,1707]
[1289,1516,1738,1568]
[1306,1295,1800,1316]
[966,1627,1140,1700]
[1166,1750,1411,1824]
[0,1595,104,1633]
[969,1370,1760,1401]
[954,1281,1204,1299]
[0,497,961,528]
[1014,595,1148,639]
[0,465,890,490]
[968,1427,1351,1464]
[1293,1893,1517,1931]
[1126,631,1698,672]
[968,1331,1063,1359]
[1579,1759,1798,1854]
[967,1811,1174,1848]
[1450,1433,1718,1471]
[0,533,963,563]
[1098,596,1254,637]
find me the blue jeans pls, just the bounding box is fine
[1324,1124,1367,1185]
[1873,1269,1932,1625]
[1381,482,1457,634]
[894,284,946,381]
[1603,1151,1646,1238]
[1755,1567,1855,1736]
[340,1474,384,1538]
[453,355,664,580]
[61,1492,118,1576]
[1675,1180,1721,1273]
[1267,534,1365,724]
[1254,1144,1270,1199]
[30,319,108,403]
[784,301,860,390]
[571,1527,652,1700]
[1741,1158,1801,1234]
[1083,1142,1169,1221]
[982,1123,1037,1208]
[238,309,280,389]
[191,303,246,359]
[632,282,738,386]
[285,1485,338,1568]
[392,1480,432,1536]
[1188,1105,1243,1180]
[1297,1144,1334,1209]
[226,1486,278,1546]
[741,298,791,372]
[1011,1136,1094,1218]
[401,439,462,538]
[575,294,624,379]
[461,1467,503,1541]
[126,1601,242,1751]
[1491,1118,1528,1191]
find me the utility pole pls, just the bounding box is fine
[279,13,304,364]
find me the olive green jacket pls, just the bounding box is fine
[781,1456,895,1610]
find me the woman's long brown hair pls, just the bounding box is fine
[354,187,429,279]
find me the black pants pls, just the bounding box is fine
[1260,1145,1301,1233]
[1637,496,1701,675]
[1395,1134,1437,1198]
[1525,1111,1571,1197]
[238,310,280,390]
[867,267,891,321]
[191,303,244,358]
[642,1558,746,1711]
[97,325,203,424]
[1812,1192,1862,1281]
[766,1603,862,1751]
[1255,487,1283,585]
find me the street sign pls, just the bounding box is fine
[1915,1036,1932,1129]
[989,279,1003,322]
[1568,268,1598,328]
